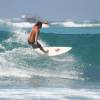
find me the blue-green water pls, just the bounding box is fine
[0,20,100,100]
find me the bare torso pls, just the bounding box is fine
[28,26,39,43]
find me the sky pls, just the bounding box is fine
[0,0,100,21]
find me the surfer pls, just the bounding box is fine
[28,21,48,53]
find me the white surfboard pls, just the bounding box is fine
[34,47,72,56]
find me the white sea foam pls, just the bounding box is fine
[31,69,82,80]
[0,19,100,31]
[0,19,49,33]
[63,21,100,27]
[0,88,99,100]
[0,44,5,50]
[12,22,49,28]
[0,66,31,78]
[51,54,75,62]
[3,29,28,45]
[51,21,100,27]
[0,47,82,80]
[0,44,84,80]
[0,56,32,78]
[12,22,34,28]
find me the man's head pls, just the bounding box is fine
[35,21,42,29]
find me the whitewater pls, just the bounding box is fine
[0,19,100,100]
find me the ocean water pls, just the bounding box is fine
[0,19,100,100]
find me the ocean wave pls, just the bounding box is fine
[0,19,49,31]
[0,44,5,50]
[0,47,83,80]
[0,56,31,78]
[0,20,100,81]
[51,21,100,27]
[1,19,100,33]
[0,88,99,100]
[63,21,100,27]
[12,22,49,28]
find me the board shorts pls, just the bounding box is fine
[28,40,42,49]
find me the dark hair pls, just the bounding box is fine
[35,21,42,28]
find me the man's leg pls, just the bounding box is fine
[37,41,48,53]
